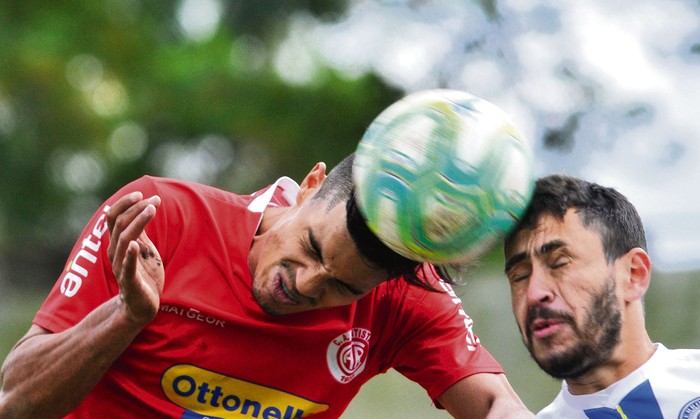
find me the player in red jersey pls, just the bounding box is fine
[0,154,532,418]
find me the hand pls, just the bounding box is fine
[106,192,164,325]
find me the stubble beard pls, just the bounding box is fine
[527,276,622,380]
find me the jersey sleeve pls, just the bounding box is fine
[389,265,504,403]
[33,176,165,333]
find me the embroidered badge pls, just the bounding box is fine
[326,328,371,384]
[679,396,700,419]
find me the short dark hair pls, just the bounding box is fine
[312,154,441,290]
[505,174,647,262]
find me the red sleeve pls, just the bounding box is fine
[33,176,165,333]
[391,265,504,403]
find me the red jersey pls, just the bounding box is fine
[34,176,503,418]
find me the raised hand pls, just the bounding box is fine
[106,192,164,325]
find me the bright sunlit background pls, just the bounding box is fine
[304,0,700,273]
[1,0,698,417]
[170,0,700,272]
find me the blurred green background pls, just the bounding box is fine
[1,0,698,417]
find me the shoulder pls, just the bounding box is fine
[115,175,257,211]
[664,347,700,362]
[373,264,472,331]
[536,391,581,419]
[648,345,700,388]
[652,343,700,370]
[110,176,262,246]
[140,175,242,201]
[114,175,296,210]
[374,264,456,308]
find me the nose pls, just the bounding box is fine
[295,266,327,301]
[525,266,554,306]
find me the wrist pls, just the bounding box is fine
[114,295,157,329]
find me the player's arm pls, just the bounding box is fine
[0,192,163,419]
[437,372,533,419]
[0,302,150,418]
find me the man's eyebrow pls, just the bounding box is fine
[504,252,527,273]
[539,240,566,257]
[504,240,567,273]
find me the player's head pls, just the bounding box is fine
[312,154,427,288]
[503,174,651,379]
[506,175,647,261]
[250,153,430,316]
[506,174,647,262]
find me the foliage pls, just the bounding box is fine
[0,0,402,287]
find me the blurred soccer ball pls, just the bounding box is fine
[353,89,534,264]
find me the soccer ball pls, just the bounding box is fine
[352,89,534,264]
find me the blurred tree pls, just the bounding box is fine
[0,0,403,288]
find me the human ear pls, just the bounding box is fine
[621,247,652,302]
[297,162,327,203]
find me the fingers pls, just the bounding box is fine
[105,191,165,324]
[112,203,157,275]
[120,240,140,291]
[107,192,161,268]
[106,192,143,234]
[119,239,161,323]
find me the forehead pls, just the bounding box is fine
[506,209,603,257]
[307,200,347,240]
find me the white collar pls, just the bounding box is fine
[247,176,299,213]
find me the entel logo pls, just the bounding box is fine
[60,205,111,297]
[326,328,370,384]
[161,364,328,418]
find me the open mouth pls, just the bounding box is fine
[530,318,565,339]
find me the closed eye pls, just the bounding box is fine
[335,279,364,296]
[507,268,530,284]
[301,230,364,296]
[300,230,322,262]
[307,230,323,263]
[549,255,571,270]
